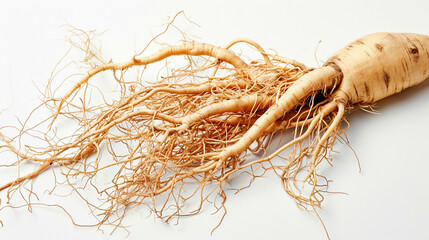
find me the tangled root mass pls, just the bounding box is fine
[0,24,349,230]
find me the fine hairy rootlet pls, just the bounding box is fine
[0,29,428,233]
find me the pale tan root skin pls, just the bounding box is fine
[0,32,428,229]
[232,32,429,208]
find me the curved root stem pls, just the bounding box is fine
[52,42,250,126]
[305,103,345,181]
[279,100,347,209]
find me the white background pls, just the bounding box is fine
[1,0,429,239]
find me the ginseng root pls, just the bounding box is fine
[0,31,428,230]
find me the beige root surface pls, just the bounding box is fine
[0,25,349,231]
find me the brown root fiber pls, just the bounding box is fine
[0,25,349,230]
